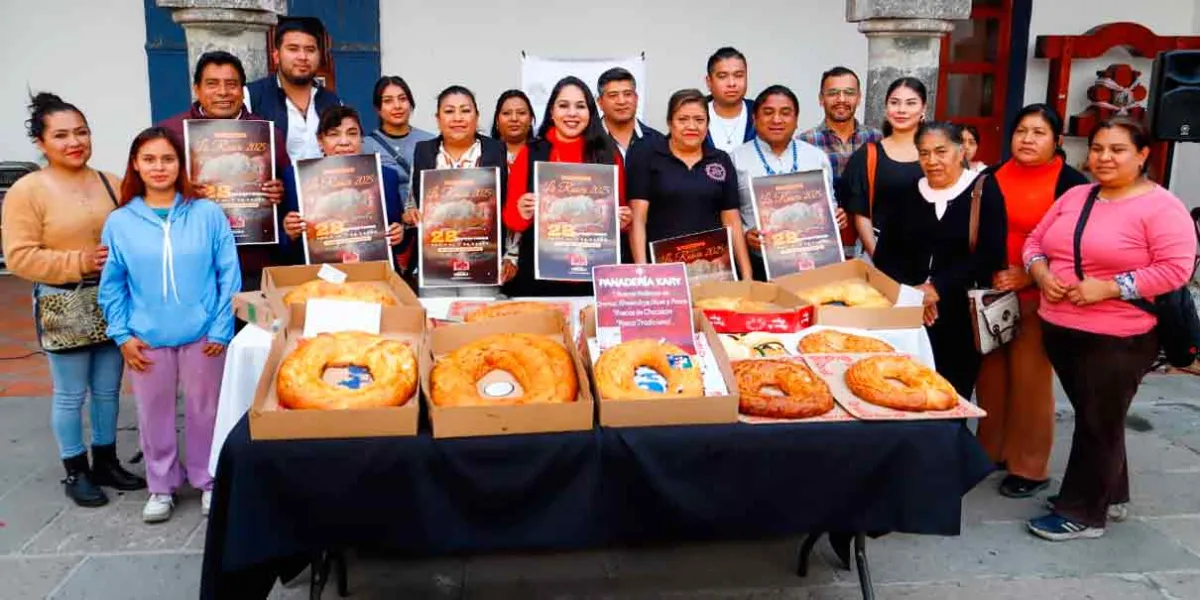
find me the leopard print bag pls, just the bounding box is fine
[35,171,118,353]
[35,283,111,352]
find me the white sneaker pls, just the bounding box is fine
[201,490,212,517]
[143,493,174,523]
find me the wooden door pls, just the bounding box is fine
[936,0,1015,165]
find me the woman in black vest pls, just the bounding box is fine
[401,85,509,297]
[501,76,629,298]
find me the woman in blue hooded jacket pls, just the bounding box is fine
[98,127,240,523]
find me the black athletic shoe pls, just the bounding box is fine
[999,474,1050,498]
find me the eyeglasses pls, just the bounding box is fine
[823,89,859,99]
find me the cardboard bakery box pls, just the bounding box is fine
[233,290,280,330]
[691,281,815,333]
[421,310,594,438]
[579,307,739,427]
[774,259,924,329]
[255,261,421,326]
[249,303,425,440]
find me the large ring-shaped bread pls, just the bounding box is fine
[276,331,417,410]
[797,330,895,354]
[796,280,891,308]
[594,339,704,400]
[695,296,783,313]
[431,333,577,407]
[464,301,558,323]
[844,355,958,411]
[733,359,834,419]
[282,280,397,306]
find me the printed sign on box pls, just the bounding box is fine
[592,263,695,353]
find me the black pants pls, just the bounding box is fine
[1042,321,1158,528]
[926,298,981,399]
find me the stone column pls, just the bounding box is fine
[847,0,971,127]
[156,0,287,85]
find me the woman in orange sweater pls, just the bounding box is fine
[2,93,146,507]
[976,104,1088,498]
[502,76,629,297]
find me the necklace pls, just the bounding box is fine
[753,139,798,176]
[711,104,741,146]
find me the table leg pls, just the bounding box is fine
[309,553,329,600]
[308,550,350,599]
[829,531,853,570]
[333,550,349,597]
[795,532,824,576]
[854,532,875,600]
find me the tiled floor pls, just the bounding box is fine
[0,277,50,397]
[2,274,1200,598]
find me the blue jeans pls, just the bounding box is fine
[34,284,125,459]
[45,343,124,459]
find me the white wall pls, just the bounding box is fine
[1023,0,1200,208]
[380,0,865,135]
[0,0,151,173]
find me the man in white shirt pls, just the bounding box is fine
[705,47,755,153]
[597,68,663,159]
[729,85,847,281]
[245,19,342,163]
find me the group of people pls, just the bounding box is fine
[1,17,1194,544]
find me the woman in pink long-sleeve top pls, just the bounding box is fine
[1022,118,1196,542]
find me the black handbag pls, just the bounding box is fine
[1072,185,1200,368]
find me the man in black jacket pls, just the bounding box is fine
[597,67,663,159]
[245,19,341,163]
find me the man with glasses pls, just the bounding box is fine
[798,67,882,181]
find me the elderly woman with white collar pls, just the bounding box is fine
[871,121,1007,397]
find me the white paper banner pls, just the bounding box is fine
[521,53,647,125]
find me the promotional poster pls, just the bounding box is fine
[534,162,621,282]
[750,169,844,279]
[184,119,278,245]
[294,154,392,265]
[418,167,502,288]
[650,227,736,284]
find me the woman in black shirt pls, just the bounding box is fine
[841,77,928,257]
[628,88,752,279]
[873,121,1006,397]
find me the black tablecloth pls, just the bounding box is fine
[201,415,992,599]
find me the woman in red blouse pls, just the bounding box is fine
[502,76,630,297]
[975,105,1087,499]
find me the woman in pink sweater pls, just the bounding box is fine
[1022,118,1196,541]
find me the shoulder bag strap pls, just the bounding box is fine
[1073,184,1159,314]
[866,142,878,215]
[97,171,118,206]
[968,174,988,254]
[369,131,412,177]
[1071,185,1103,281]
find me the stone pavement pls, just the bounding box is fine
[0,276,1198,599]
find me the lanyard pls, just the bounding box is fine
[753,138,799,176]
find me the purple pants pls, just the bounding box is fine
[128,338,225,494]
